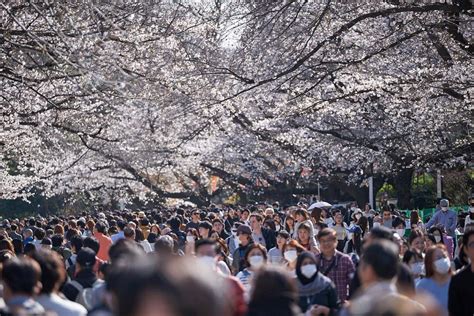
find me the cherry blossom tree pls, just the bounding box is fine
[1,0,472,208]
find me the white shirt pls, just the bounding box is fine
[32,239,43,250]
[139,240,153,253]
[217,261,231,276]
[236,268,254,302]
[268,247,284,265]
[37,293,87,316]
[465,211,474,231]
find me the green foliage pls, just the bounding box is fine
[443,170,472,205]
[377,183,396,198]
[411,173,436,208]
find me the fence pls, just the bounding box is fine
[400,206,469,222]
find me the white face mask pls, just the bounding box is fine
[284,250,298,262]
[275,224,281,231]
[198,256,216,269]
[411,262,424,276]
[301,264,317,278]
[396,229,405,237]
[434,235,442,243]
[469,207,474,214]
[373,222,381,228]
[351,207,356,211]
[186,235,195,243]
[433,257,451,274]
[249,255,264,268]
[441,207,448,212]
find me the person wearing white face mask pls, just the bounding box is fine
[426,199,457,242]
[236,244,267,296]
[283,240,306,275]
[225,222,241,257]
[403,249,425,282]
[416,245,452,315]
[392,216,407,239]
[295,251,340,315]
[464,204,474,232]
[184,228,198,255]
[428,226,454,260]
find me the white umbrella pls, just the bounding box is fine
[182,201,197,208]
[308,201,332,210]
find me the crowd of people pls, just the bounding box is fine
[0,197,473,316]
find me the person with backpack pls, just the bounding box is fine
[51,234,72,262]
[62,247,102,308]
[66,235,84,278]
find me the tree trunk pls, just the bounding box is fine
[394,168,414,209]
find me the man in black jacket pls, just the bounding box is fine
[168,217,186,249]
[249,213,276,250]
[62,247,98,302]
[449,229,474,316]
[8,224,22,241]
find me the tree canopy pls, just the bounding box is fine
[1,0,472,206]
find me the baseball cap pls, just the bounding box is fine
[440,199,449,207]
[236,224,252,235]
[76,248,96,268]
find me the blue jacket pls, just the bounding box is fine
[426,209,457,236]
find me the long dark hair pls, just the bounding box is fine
[410,211,420,226]
[428,227,445,245]
[353,231,363,255]
[247,267,299,316]
[285,215,295,231]
[357,216,369,235]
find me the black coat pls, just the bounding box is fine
[261,227,276,250]
[62,269,97,301]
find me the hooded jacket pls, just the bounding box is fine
[295,252,340,315]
